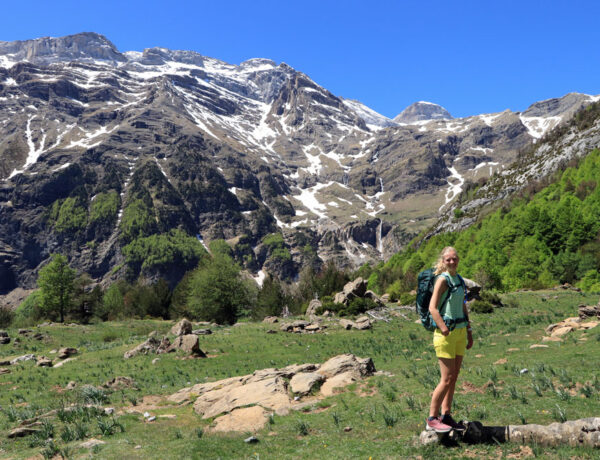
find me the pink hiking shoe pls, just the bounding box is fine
[426,416,452,433]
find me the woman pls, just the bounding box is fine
[426,246,473,433]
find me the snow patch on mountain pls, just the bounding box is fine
[342,99,397,129]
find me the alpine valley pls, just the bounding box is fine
[1,32,598,296]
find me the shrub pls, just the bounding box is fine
[0,306,14,328]
[398,292,416,306]
[13,290,44,326]
[470,300,494,314]
[480,290,503,307]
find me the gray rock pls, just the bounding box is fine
[171,319,193,337]
[290,372,324,395]
[306,299,322,316]
[10,354,36,364]
[58,347,78,359]
[167,334,207,357]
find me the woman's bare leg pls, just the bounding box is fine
[441,354,463,415]
[429,357,456,417]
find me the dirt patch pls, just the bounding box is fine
[460,381,484,394]
[356,383,378,397]
[507,445,534,459]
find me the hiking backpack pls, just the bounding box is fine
[416,268,467,331]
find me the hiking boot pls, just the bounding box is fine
[441,413,466,431]
[426,416,452,433]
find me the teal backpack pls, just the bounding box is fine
[416,268,467,331]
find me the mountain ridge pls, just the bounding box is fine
[0,32,598,295]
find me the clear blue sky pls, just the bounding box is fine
[2,0,599,118]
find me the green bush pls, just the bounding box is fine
[13,291,44,326]
[480,290,503,307]
[90,191,119,223]
[577,270,600,293]
[470,300,494,314]
[0,306,14,328]
[398,292,416,306]
[386,280,403,302]
[49,196,88,233]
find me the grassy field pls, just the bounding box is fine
[1,290,599,459]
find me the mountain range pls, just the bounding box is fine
[0,32,598,295]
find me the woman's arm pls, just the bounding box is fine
[429,276,449,335]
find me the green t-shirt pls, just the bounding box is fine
[436,272,466,327]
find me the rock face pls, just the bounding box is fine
[169,354,375,430]
[306,299,322,316]
[1,33,589,293]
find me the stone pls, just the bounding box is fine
[0,330,7,337]
[192,329,212,335]
[292,320,310,328]
[343,277,367,298]
[334,292,349,305]
[103,376,138,390]
[280,323,293,332]
[167,334,207,357]
[580,321,599,329]
[419,430,440,445]
[344,426,352,432]
[353,319,372,330]
[266,329,277,334]
[66,381,77,390]
[54,357,76,368]
[0,336,9,344]
[306,299,322,316]
[244,435,260,443]
[18,329,32,335]
[529,344,549,349]
[124,336,161,359]
[263,316,279,323]
[211,406,269,433]
[494,358,508,365]
[171,319,193,337]
[36,357,52,367]
[10,354,36,364]
[509,417,600,447]
[58,347,78,359]
[320,371,358,396]
[152,358,160,364]
[80,439,106,448]
[340,319,353,330]
[542,336,563,342]
[194,376,291,419]
[0,368,10,374]
[8,427,40,438]
[551,326,573,337]
[168,376,247,404]
[156,337,171,354]
[579,304,600,319]
[32,332,44,340]
[304,324,320,332]
[317,354,375,379]
[381,294,390,302]
[290,372,324,395]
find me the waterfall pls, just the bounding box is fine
[376,218,383,254]
[379,177,384,193]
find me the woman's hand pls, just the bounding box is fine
[466,329,473,349]
[440,327,450,336]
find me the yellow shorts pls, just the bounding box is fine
[433,327,467,359]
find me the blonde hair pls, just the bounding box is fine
[434,246,459,275]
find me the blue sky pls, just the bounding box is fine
[2,0,599,118]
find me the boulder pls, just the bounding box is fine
[263,316,279,323]
[463,277,482,299]
[381,293,390,302]
[194,376,291,419]
[364,291,384,306]
[0,330,7,337]
[320,371,359,396]
[10,354,36,364]
[58,347,78,359]
[551,326,574,338]
[290,372,324,395]
[8,427,40,438]
[124,336,161,359]
[579,304,600,319]
[317,354,375,379]
[304,323,320,332]
[0,368,10,374]
[171,318,192,337]
[210,406,269,433]
[306,299,322,316]
[334,292,349,305]
[343,278,367,298]
[509,417,600,447]
[156,337,172,354]
[167,334,206,357]
[353,319,372,330]
[340,319,353,330]
[292,320,310,328]
[0,336,9,344]
[279,323,293,332]
[36,357,52,367]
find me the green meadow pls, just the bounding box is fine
[1,290,599,459]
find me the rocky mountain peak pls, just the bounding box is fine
[0,32,125,65]
[521,92,598,119]
[393,101,452,124]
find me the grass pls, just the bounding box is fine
[0,290,599,458]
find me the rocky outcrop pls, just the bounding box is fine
[168,354,375,431]
[171,319,192,337]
